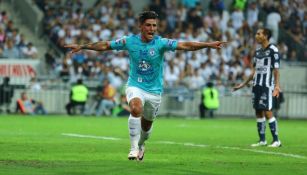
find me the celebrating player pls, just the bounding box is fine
[233,28,281,147]
[65,11,227,160]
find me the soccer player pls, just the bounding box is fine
[65,11,227,160]
[233,28,281,147]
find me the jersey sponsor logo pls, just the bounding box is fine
[256,67,268,73]
[138,60,151,71]
[265,50,270,56]
[137,60,154,76]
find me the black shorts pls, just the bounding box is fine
[252,85,273,111]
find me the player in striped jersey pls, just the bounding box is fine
[233,28,281,147]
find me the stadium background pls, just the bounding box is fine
[0,0,306,118]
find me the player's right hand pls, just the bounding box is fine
[232,84,244,92]
[64,44,82,53]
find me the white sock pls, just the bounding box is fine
[268,117,276,123]
[138,126,152,148]
[128,115,141,151]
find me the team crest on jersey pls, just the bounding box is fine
[265,50,270,56]
[149,48,155,56]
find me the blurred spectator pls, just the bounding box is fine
[232,0,247,11]
[164,60,180,87]
[231,8,244,31]
[65,79,88,115]
[0,39,20,58]
[209,0,224,15]
[27,77,43,92]
[181,0,200,9]
[0,77,14,113]
[199,82,219,119]
[16,91,47,115]
[0,27,5,46]
[112,94,130,117]
[96,79,116,116]
[266,9,281,43]
[35,0,306,93]
[21,42,38,58]
[0,11,8,24]
[246,1,259,28]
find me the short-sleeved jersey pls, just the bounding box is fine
[110,34,178,94]
[252,44,280,88]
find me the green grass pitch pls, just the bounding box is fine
[0,115,307,175]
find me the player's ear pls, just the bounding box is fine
[138,23,142,30]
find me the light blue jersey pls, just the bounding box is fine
[110,34,178,94]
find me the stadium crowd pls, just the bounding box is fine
[0,11,38,59]
[34,0,305,95]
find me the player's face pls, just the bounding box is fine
[255,29,266,44]
[140,19,157,42]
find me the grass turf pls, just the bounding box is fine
[0,115,307,175]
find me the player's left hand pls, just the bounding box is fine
[273,86,281,97]
[209,41,228,49]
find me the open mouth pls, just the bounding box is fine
[148,32,154,37]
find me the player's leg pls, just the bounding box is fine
[199,104,205,119]
[265,110,281,147]
[137,117,152,161]
[251,110,267,147]
[251,86,267,147]
[138,92,161,160]
[264,86,281,147]
[126,87,144,160]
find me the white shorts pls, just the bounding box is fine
[125,86,162,121]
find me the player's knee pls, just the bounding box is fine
[129,98,143,117]
[130,105,143,117]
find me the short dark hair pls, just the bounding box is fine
[262,28,272,40]
[138,11,158,24]
[77,79,83,84]
[3,77,10,83]
[207,82,214,88]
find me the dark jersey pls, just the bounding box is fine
[252,44,280,88]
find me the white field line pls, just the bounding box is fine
[61,133,121,141]
[61,133,306,159]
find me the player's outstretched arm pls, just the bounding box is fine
[176,41,227,51]
[233,69,255,92]
[64,41,111,53]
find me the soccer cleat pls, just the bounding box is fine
[128,150,139,160]
[251,141,267,147]
[268,140,282,147]
[137,144,145,161]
